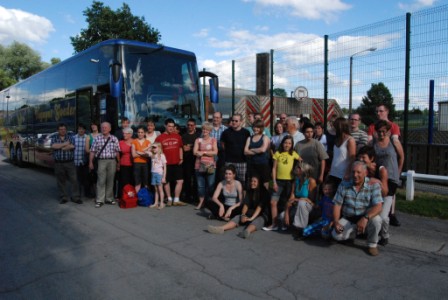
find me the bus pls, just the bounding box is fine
[0,39,218,168]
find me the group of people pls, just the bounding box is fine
[50,104,403,256]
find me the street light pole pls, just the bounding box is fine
[349,47,377,114]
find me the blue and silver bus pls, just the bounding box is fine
[0,39,217,167]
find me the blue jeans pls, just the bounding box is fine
[195,170,215,199]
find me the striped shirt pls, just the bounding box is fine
[333,177,383,217]
[211,124,227,150]
[350,129,368,151]
[91,134,121,159]
[73,134,87,166]
[51,134,75,161]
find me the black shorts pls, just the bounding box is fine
[166,164,183,182]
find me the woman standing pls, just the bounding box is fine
[207,176,269,239]
[193,122,218,210]
[270,121,286,153]
[328,117,356,187]
[244,119,271,189]
[132,126,150,192]
[372,120,404,242]
[118,127,134,195]
[206,165,243,221]
[145,119,161,144]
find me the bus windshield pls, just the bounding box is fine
[122,45,200,127]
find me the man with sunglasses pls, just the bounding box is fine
[220,114,250,188]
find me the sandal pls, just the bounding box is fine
[95,202,103,208]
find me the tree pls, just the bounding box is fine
[273,88,287,97]
[356,82,396,126]
[51,58,61,65]
[71,1,161,53]
[1,41,44,82]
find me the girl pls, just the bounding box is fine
[193,122,218,210]
[284,161,317,238]
[205,164,243,221]
[263,135,300,231]
[147,142,167,209]
[207,176,269,239]
[132,126,150,193]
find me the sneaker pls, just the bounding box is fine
[207,225,224,234]
[237,230,251,239]
[368,247,379,256]
[95,202,103,208]
[59,199,68,204]
[262,226,278,231]
[378,237,389,246]
[281,225,288,231]
[105,200,116,205]
[173,201,187,206]
[389,214,401,227]
[166,200,173,207]
[71,199,83,204]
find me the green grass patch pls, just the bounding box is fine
[396,189,448,220]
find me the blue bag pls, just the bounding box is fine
[137,187,154,207]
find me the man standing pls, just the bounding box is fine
[155,118,186,206]
[51,123,81,204]
[89,122,121,208]
[367,104,400,141]
[182,118,201,203]
[295,123,329,184]
[211,112,227,181]
[115,117,131,141]
[285,116,305,147]
[332,161,383,256]
[349,113,368,152]
[220,113,251,187]
[73,123,93,199]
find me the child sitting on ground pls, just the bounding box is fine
[302,181,335,239]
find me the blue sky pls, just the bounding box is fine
[0,0,445,72]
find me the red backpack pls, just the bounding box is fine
[119,184,138,209]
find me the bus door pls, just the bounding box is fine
[76,88,95,129]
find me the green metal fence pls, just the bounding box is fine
[206,4,448,146]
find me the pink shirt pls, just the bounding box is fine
[151,153,167,175]
[194,138,216,169]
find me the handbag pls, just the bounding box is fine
[199,161,215,174]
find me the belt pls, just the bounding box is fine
[55,159,73,163]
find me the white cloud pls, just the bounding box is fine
[194,28,209,38]
[0,6,54,45]
[244,0,351,22]
[398,0,438,11]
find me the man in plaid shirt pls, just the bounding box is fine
[74,123,93,198]
[51,123,82,204]
[89,122,121,208]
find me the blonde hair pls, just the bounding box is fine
[202,121,213,132]
[151,142,163,158]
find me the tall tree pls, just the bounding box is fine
[273,88,287,97]
[70,1,161,53]
[356,82,396,126]
[1,41,44,82]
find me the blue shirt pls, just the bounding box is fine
[211,124,227,150]
[73,134,87,166]
[333,177,383,217]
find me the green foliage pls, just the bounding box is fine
[356,82,396,126]
[0,69,16,91]
[1,41,44,83]
[273,88,287,97]
[71,1,161,53]
[396,189,448,220]
[51,58,62,65]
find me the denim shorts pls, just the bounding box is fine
[151,172,163,185]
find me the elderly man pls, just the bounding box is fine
[220,113,251,187]
[349,113,368,152]
[332,161,383,256]
[285,116,305,147]
[89,122,121,208]
[51,123,81,204]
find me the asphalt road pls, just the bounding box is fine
[1,158,447,299]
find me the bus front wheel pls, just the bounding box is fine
[16,146,24,168]
[9,144,15,164]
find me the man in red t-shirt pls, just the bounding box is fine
[155,118,186,206]
[367,104,400,142]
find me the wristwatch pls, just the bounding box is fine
[363,214,370,220]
